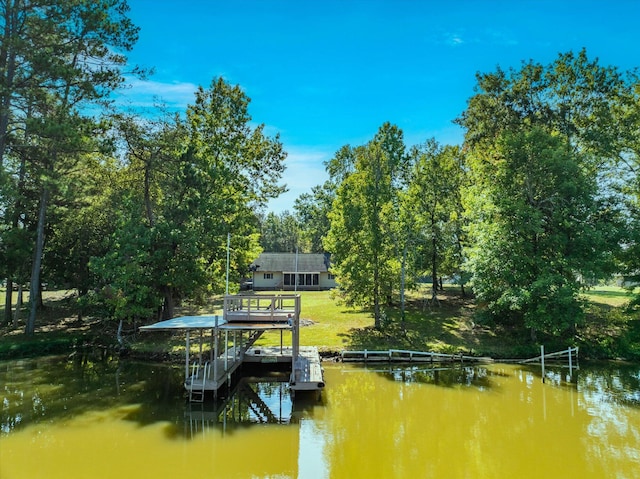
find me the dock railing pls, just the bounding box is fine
[519,346,579,383]
[519,346,579,365]
[341,349,491,363]
[223,294,300,322]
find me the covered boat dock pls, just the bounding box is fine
[139,294,324,401]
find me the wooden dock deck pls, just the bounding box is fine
[184,345,324,399]
[290,346,324,391]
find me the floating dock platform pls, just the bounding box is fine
[140,294,324,401]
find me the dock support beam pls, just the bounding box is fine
[214,315,219,399]
[568,346,573,377]
[185,330,190,380]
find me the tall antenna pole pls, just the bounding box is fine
[225,233,230,295]
[294,247,299,292]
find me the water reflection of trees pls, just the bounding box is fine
[361,360,640,403]
[324,363,640,478]
[576,364,640,475]
[578,364,640,408]
[359,363,509,390]
[1,354,324,440]
[1,353,184,436]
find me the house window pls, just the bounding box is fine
[328,273,335,280]
[263,273,273,279]
[284,272,319,286]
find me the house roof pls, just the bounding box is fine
[251,253,330,273]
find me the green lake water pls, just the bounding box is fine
[1,354,640,478]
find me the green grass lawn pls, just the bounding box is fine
[581,285,635,307]
[297,291,373,349]
[253,287,482,354]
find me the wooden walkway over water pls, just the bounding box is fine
[340,346,579,382]
[341,349,493,363]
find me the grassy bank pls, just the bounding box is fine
[1,285,639,361]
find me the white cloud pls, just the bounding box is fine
[435,28,518,48]
[448,34,465,46]
[433,29,470,47]
[115,78,199,111]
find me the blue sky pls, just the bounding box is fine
[120,0,640,213]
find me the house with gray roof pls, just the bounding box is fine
[249,253,336,291]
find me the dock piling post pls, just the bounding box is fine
[568,347,573,380]
[185,330,190,381]
[214,315,219,392]
[541,345,545,384]
[224,330,229,371]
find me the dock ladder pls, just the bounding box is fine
[188,361,210,403]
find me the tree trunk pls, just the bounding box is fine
[455,231,466,297]
[13,284,22,327]
[4,281,12,325]
[25,183,50,336]
[400,243,407,329]
[0,0,18,169]
[37,284,43,308]
[6,113,29,326]
[373,262,381,329]
[431,231,438,303]
[162,286,175,320]
[117,319,124,347]
[144,160,155,226]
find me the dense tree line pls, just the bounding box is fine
[1,1,638,346]
[1,1,285,334]
[312,50,639,339]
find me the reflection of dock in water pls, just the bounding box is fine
[185,375,294,437]
[140,294,325,401]
[183,374,309,479]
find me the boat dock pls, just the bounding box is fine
[140,294,325,401]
